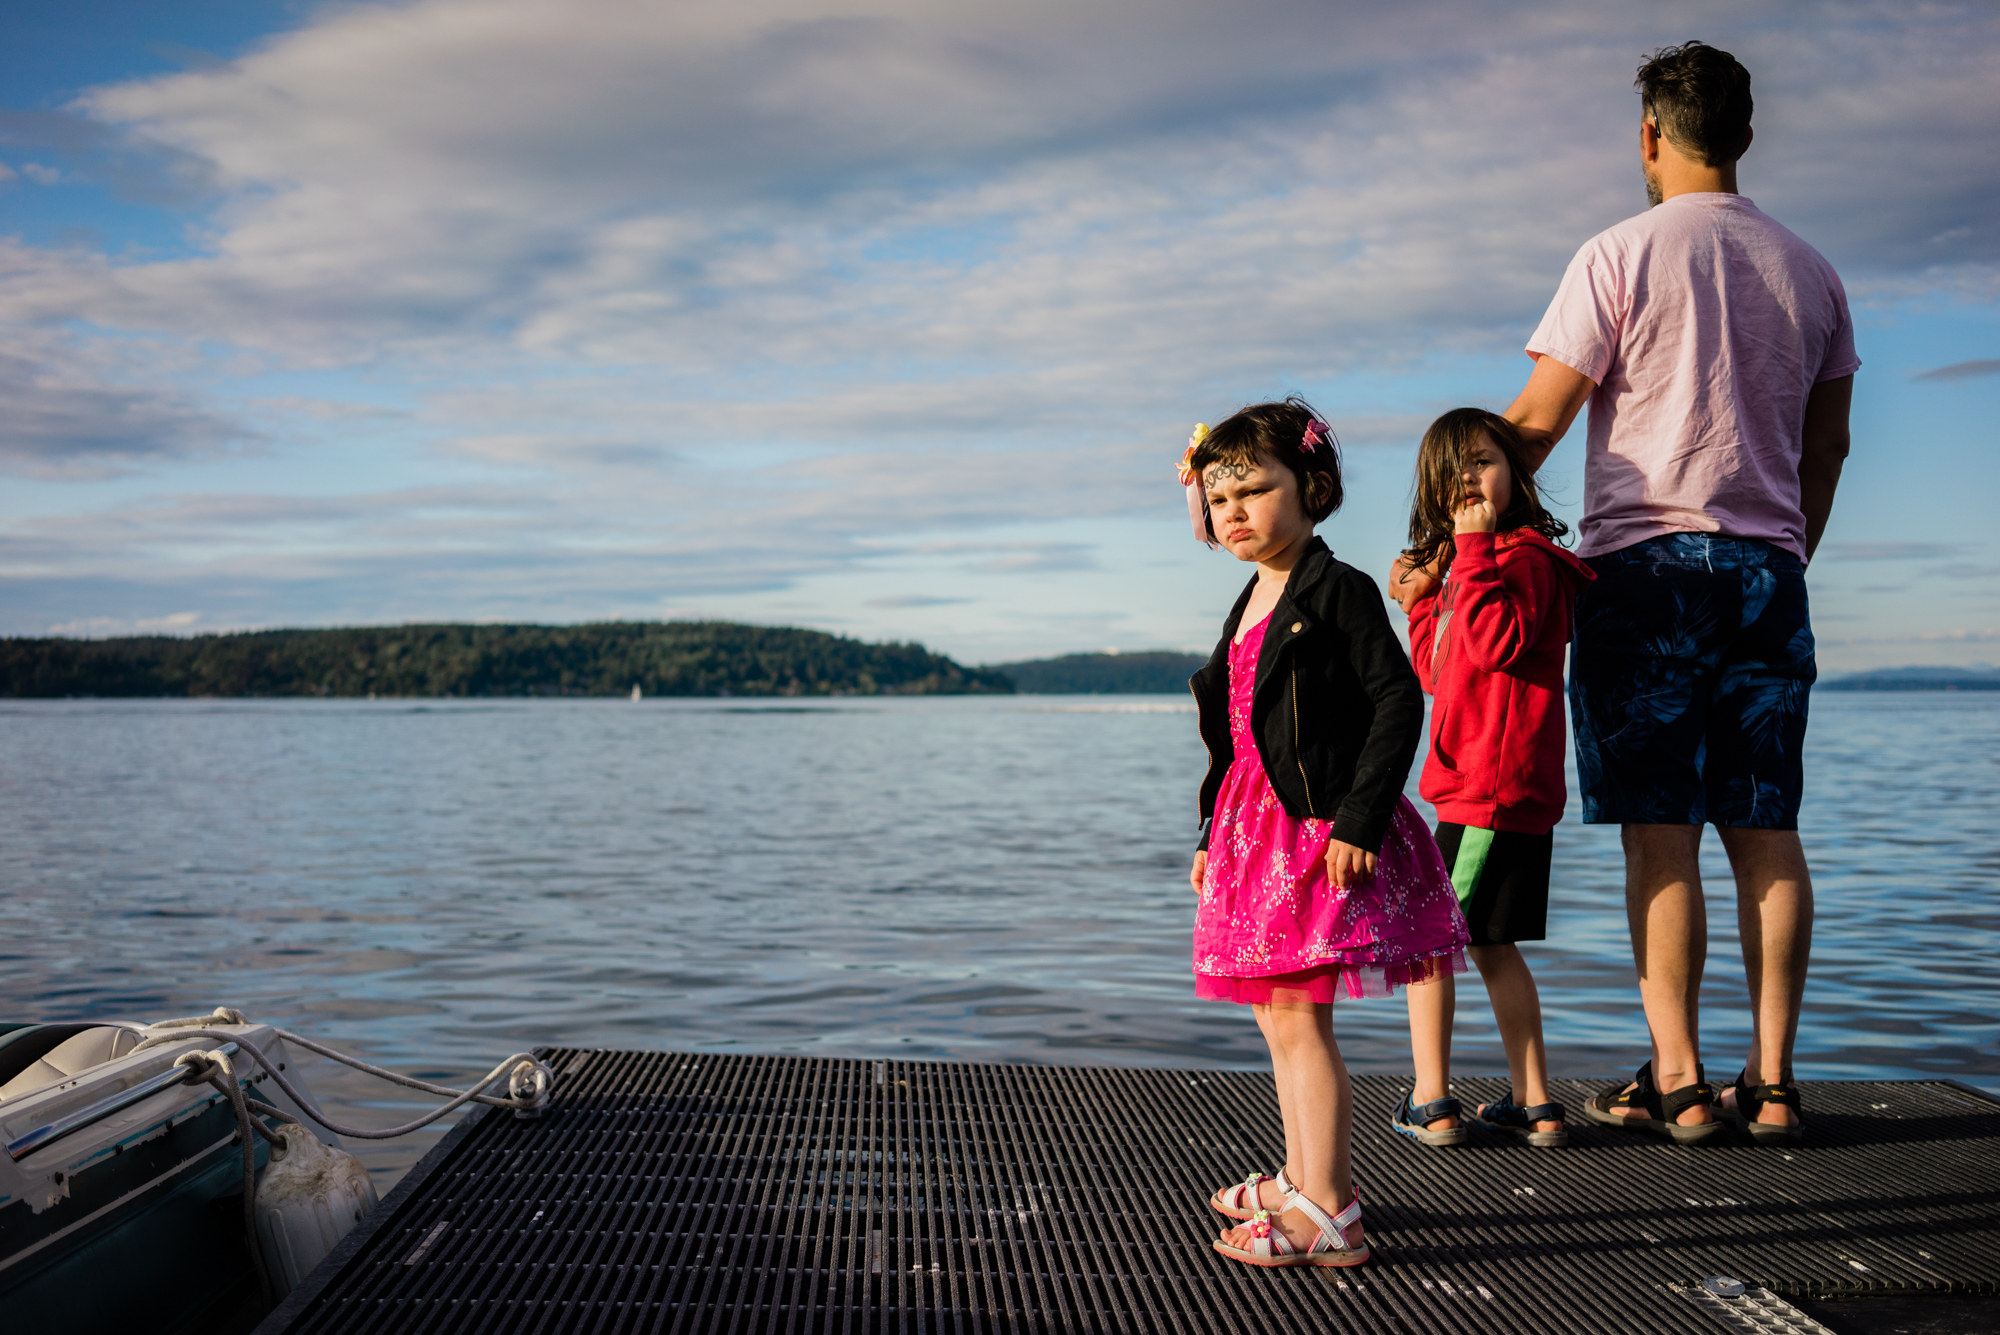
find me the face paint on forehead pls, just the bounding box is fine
[1203,461,1251,488]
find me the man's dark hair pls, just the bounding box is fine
[1635,41,1753,167]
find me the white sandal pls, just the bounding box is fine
[1212,1188,1369,1268]
[1209,1167,1296,1221]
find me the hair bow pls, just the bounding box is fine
[1301,418,1329,453]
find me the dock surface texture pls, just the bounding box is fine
[257,1053,2000,1335]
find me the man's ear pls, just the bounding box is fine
[1735,124,1754,162]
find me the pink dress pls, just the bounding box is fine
[1194,613,1469,1003]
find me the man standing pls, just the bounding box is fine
[1403,42,1857,1143]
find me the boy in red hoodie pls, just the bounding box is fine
[1387,408,1594,1148]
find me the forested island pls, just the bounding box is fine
[1821,666,2000,691]
[0,622,1013,698]
[990,651,1207,694]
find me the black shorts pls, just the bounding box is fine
[1570,532,1815,829]
[1433,822,1552,947]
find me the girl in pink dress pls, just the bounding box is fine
[1179,399,1468,1269]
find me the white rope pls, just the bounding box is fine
[176,1048,276,1306]
[132,1007,554,1141]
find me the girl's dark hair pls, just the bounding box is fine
[1188,397,1343,543]
[1403,407,1568,578]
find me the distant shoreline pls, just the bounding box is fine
[0,621,1013,699]
[1819,667,2000,692]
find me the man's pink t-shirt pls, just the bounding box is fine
[1526,193,1859,560]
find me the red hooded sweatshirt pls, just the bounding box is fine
[1405,529,1595,834]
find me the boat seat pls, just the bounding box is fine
[0,1026,142,1101]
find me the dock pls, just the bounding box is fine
[255,1052,2000,1333]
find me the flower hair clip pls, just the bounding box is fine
[1301,417,1329,454]
[1180,423,1217,548]
[1177,423,1209,486]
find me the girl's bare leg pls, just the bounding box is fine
[1248,1003,1300,1213]
[1221,1001,1361,1252]
[1468,943,1560,1133]
[1405,971,1460,1129]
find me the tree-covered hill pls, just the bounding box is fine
[0,622,1014,698]
[989,651,1207,694]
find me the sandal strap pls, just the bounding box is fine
[1659,1064,1716,1122]
[1247,1209,1290,1257]
[1486,1091,1565,1126]
[1403,1094,1463,1125]
[1597,1062,1659,1114]
[1734,1071,1803,1113]
[1274,1166,1296,1198]
[1285,1192,1338,1247]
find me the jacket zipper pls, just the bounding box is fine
[1291,668,1319,818]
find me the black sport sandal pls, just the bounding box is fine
[1583,1060,1729,1145]
[1475,1090,1569,1147]
[1728,1069,1804,1146]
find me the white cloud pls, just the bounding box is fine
[0,0,1996,644]
[0,333,255,477]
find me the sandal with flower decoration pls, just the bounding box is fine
[1209,1167,1297,1221]
[1212,1189,1369,1269]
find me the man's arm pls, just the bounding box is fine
[1799,374,1853,562]
[1503,354,1596,473]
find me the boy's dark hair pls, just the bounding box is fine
[1403,407,1568,579]
[1188,397,1343,543]
[1636,41,1753,167]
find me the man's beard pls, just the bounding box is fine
[1643,167,1664,207]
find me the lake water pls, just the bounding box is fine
[2,693,1995,1189]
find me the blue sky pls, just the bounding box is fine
[1,1,1996,669]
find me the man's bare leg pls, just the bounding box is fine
[1717,827,1813,1129]
[1620,823,1713,1126]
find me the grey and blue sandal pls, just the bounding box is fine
[1474,1090,1569,1147]
[1391,1092,1468,1147]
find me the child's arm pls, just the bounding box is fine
[1403,584,1442,695]
[1450,534,1560,672]
[1328,568,1426,859]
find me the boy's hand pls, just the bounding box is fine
[1455,496,1497,534]
[1325,841,1377,889]
[1387,555,1438,613]
[1190,850,1207,895]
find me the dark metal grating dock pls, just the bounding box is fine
[257,1053,2000,1334]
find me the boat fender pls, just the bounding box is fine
[253,1123,379,1296]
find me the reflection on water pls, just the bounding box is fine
[2,694,1994,1188]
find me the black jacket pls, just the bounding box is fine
[1192,537,1424,854]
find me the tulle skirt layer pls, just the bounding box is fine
[1194,948,1466,1004]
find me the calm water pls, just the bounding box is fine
[2,693,1995,1187]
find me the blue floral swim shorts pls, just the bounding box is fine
[1570,532,1816,829]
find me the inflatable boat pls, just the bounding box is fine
[1,1008,550,1335]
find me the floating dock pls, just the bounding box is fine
[255,1053,2000,1333]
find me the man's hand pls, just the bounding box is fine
[1325,841,1377,890]
[1455,496,1497,534]
[1190,850,1207,895]
[1387,554,1439,613]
